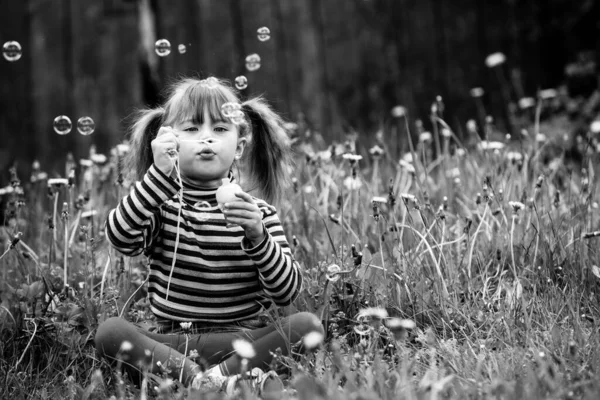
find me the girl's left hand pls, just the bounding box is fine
[222,192,266,245]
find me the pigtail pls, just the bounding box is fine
[124,107,165,182]
[242,97,293,206]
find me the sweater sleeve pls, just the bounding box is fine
[241,202,302,306]
[105,164,180,256]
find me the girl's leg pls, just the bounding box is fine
[95,312,323,385]
[95,317,201,385]
[188,312,324,375]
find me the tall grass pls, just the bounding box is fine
[0,101,599,399]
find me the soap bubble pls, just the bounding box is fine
[2,41,22,62]
[178,44,187,54]
[221,102,241,118]
[77,116,95,136]
[234,75,248,90]
[325,264,341,282]
[230,110,245,125]
[53,115,72,135]
[155,39,171,57]
[257,27,271,42]
[245,53,261,72]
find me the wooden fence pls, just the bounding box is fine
[0,0,596,176]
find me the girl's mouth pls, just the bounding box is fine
[198,149,216,158]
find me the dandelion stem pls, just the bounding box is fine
[15,318,37,369]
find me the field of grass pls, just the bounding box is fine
[1,95,600,399]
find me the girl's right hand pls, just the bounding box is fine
[151,126,180,177]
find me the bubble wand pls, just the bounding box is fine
[164,137,218,300]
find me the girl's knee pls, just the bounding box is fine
[289,312,324,337]
[95,317,138,357]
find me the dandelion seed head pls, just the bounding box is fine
[371,196,388,204]
[518,97,536,109]
[536,133,547,142]
[478,141,505,151]
[120,341,133,352]
[91,154,107,164]
[358,307,388,320]
[390,105,407,118]
[539,88,557,100]
[386,318,416,331]
[590,121,600,134]
[303,331,324,350]
[369,145,384,157]
[232,339,256,359]
[343,176,362,191]
[485,52,506,68]
[470,87,485,97]
[441,128,452,138]
[419,131,432,143]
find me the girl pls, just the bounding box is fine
[95,77,323,394]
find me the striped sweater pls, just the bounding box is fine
[105,164,301,322]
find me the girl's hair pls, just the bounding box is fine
[124,77,292,205]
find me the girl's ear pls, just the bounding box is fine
[235,137,247,160]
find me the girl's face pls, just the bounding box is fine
[173,109,246,186]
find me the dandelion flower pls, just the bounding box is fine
[232,339,256,359]
[590,121,600,134]
[470,87,485,98]
[120,341,133,352]
[369,145,384,158]
[518,97,536,109]
[399,159,415,174]
[445,168,460,179]
[48,178,69,188]
[419,131,433,143]
[303,331,324,350]
[386,318,416,331]
[466,120,477,134]
[342,154,363,163]
[357,307,388,320]
[343,176,362,191]
[326,264,342,282]
[441,128,452,138]
[390,105,407,118]
[539,88,557,100]
[535,133,547,142]
[478,141,505,151]
[505,151,523,163]
[116,144,130,155]
[401,193,417,203]
[485,52,506,68]
[455,148,466,157]
[371,196,388,204]
[91,153,108,164]
[508,201,525,213]
[79,159,93,168]
[180,321,192,332]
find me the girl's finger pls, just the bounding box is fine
[224,209,259,219]
[234,192,255,204]
[223,201,259,211]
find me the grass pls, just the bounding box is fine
[1,94,599,400]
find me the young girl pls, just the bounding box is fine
[95,77,323,393]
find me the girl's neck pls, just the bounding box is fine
[180,174,231,190]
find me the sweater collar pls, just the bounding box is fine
[178,172,235,206]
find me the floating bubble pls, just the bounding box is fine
[155,39,171,57]
[178,44,187,54]
[2,41,22,62]
[77,116,95,136]
[245,53,261,72]
[53,115,72,135]
[325,264,341,282]
[230,110,245,125]
[234,75,248,90]
[257,27,271,42]
[221,102,237,118]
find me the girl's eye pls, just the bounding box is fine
[214,126,228,132]
[184,127,198,132]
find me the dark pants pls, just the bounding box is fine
[94,312,324,385]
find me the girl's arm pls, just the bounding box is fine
[241,202,301,306]
[105,164,180,256]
